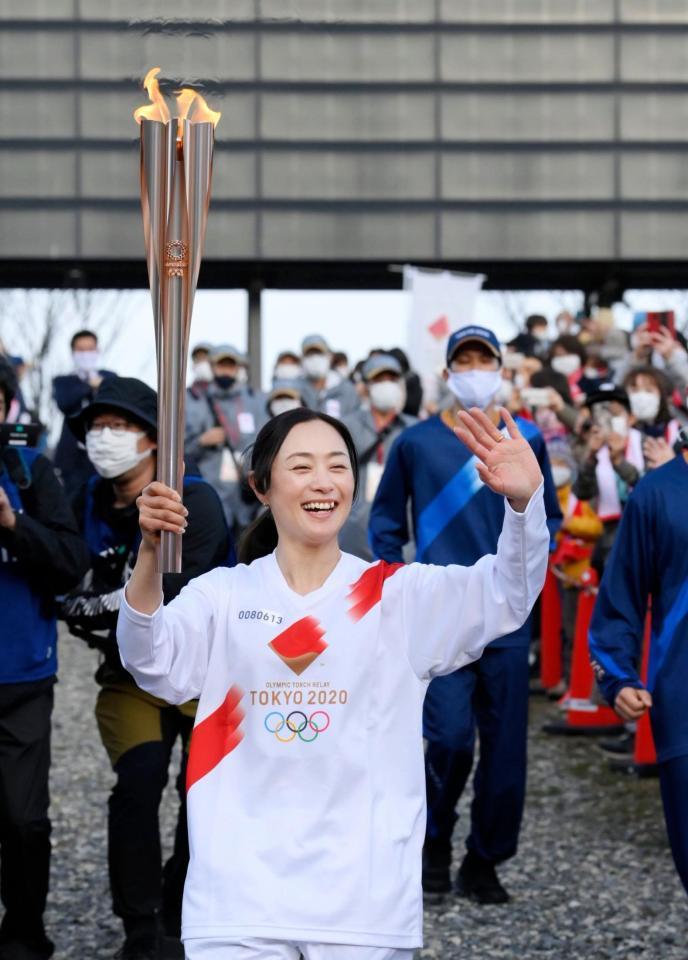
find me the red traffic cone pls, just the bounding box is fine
[543,568,624,735]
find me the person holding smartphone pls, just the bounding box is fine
[615,315,688,395]
[572,384,643,575]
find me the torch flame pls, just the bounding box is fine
[134,67,171,125]
[189,90,222,128]
[175,88,222,128]
[134,69,221,130]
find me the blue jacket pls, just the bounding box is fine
[369,414,562,648]
[590,455,688,763]
[0,447,90,683]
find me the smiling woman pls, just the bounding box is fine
[116,404,549,960]
[239,409,360,580]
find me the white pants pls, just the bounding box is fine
[184,939,414,960]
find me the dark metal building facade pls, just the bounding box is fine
[1,1,688,285]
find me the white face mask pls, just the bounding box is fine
[73,350,100,375]
[192,360,213,382]
[532,328,549,342]
[610,415,629,438]
[274,362,302,381]
[551,465,572,488]
[85,427,152,480]
[368,380,405,414]
[551,354,581,377]
[302,353,331,380]
[447,370,502,411]
[335,365,350,379]
[270,398,301,417]
[630,390,661,423]
[583,367,602,380]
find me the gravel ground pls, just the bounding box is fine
[43,628,687,959]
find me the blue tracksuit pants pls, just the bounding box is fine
[659,756,688,896]
[423,644,530,865]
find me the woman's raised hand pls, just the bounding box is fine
[454,407,543,512]
[137,481,188,550]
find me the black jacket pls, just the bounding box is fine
[62,473,233,677]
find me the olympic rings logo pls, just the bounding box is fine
[264,710,330,743]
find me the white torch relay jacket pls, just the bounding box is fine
[117,485,549,949]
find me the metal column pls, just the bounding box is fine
[247,281,263,391]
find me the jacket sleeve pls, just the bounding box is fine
[0,455,90,593]
[589,491,653,707]
[162,481,233,603]
[52,375,93,416]
[368,434,412,563]
[184,396,214,462]
[390,484,549,680]
[117,567,227,704]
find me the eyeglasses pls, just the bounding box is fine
[88,420,137,437]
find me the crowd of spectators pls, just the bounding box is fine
[0,302,687,959]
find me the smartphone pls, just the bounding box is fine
[502,352,525,370]
[647,310,676,339]
[0,422,42,448]
[521,387,551,408]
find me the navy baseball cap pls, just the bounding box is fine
[446,325,502,366]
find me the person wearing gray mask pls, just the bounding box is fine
[339,353,416,560]
[298,335,359,420]
[266,381,304,419]
[184,345,268,536]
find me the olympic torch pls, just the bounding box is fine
[134,68,220,572]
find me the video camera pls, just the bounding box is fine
[0,423,42,449]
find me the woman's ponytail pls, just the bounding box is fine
[238,508,278,565]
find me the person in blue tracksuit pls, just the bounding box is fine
[369,325,561,903]
[589,445,688,895]
[0,356,90,960]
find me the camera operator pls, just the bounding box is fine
[60,377,234,960]
[0,356,89,960]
